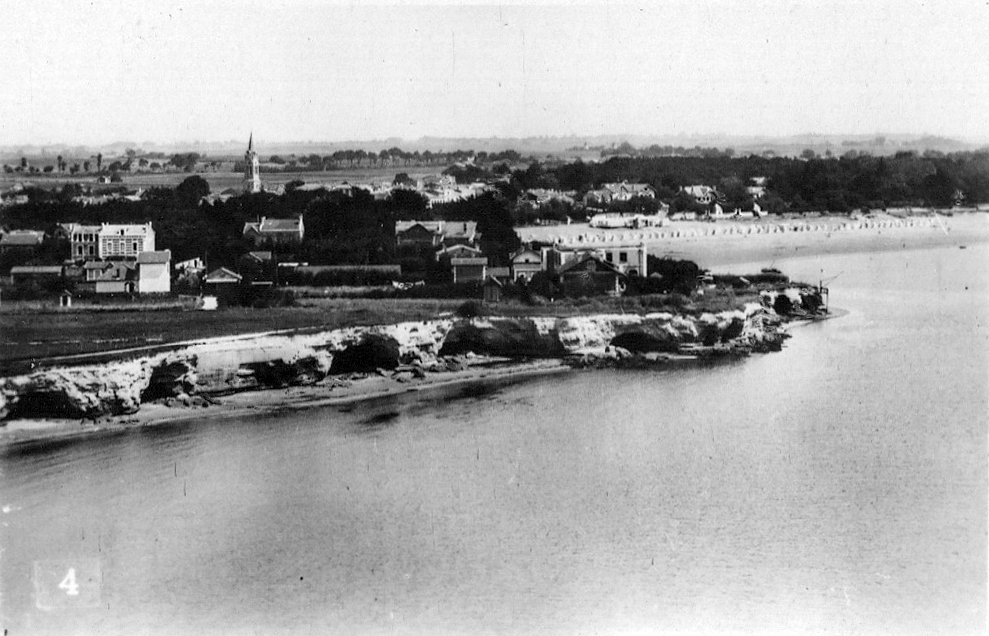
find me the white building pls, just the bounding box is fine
[543,243,648,277]
[137,250,171,293]
[98,223,156,258]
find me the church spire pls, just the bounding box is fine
[244,133,261,193]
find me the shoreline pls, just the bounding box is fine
[0,308,839,449]
[0,358,572,450]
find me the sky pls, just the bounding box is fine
[2,0,988,145]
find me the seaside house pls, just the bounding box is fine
[396,222,443,248]
[682,185,717,205]
[483,276,504,303]
[89,260,138,294]
[9,265,64,286]
[98,223,156,258]
[510,247,543,282]
[136,250,172,293]
[557,254,628,298]
[543,243,647,277]
[70,225,102,258]
[0,230,46,256]
[396,221,478,248]
[242,216,305,247]
[204,267,243,291]
[450,256,488,283]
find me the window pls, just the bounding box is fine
[605,252,613,262]
[619,252,628,263]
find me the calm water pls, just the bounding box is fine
[2,244,987,635]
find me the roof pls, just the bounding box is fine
[683,185,716,197]
[1,231,45,246]
[259,217,302,232]
[10,265,63,275]
[205,267,242,283]
[395,220,476,237]
[137,250,172,264]
[396,222,440,237]
[557,254,626,277]
[246,251,273,262]
[487,266,511,279]
[71,225,102,234]
[511,248,541,261]
[99,223,153,236]
[437,244,483,256]
[450,257,488,266]
[91,261,137,282]
[603,181,654,194]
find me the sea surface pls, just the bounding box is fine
[2,243,987,635]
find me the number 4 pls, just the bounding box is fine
[58,568,80,596]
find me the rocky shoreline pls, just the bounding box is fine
[0,303,801,446]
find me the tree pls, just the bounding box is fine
[83,160,91,173]
[96,153,103,171]
[800,149,817,160]
[393,172,414,186]
[773,293,793,316]
[176,175,210,208]
[20,157,27,168]
[56,155,63,171]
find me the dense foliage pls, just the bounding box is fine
[549,151,989,211]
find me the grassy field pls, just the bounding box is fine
[0,167,445,192]
[0,290,757,374]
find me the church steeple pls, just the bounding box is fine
[244,133,261,193]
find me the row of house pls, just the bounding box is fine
[10,249,171,293]
[483,243,648,301]
[584,181,657,207]
[395,220,478,248]
[4,222,172,294]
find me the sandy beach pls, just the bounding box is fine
[519,211,989,270]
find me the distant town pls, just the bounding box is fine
[1,135,987,307]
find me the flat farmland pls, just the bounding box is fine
[0,166,444,192]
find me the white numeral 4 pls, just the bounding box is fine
[58,568,80,596]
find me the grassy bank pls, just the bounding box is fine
[0,291,761,371]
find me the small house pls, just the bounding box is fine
[557,254,628,298]
[136,250,172,293]
[483,276,503,303]
[510,248,543,282]
[450,256,487,284]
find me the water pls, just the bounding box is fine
[2,244,986,635]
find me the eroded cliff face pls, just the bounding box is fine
[0,307,786,421]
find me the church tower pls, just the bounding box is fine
[244,133,261,193]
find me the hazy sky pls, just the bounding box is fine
[3,0,988,144]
